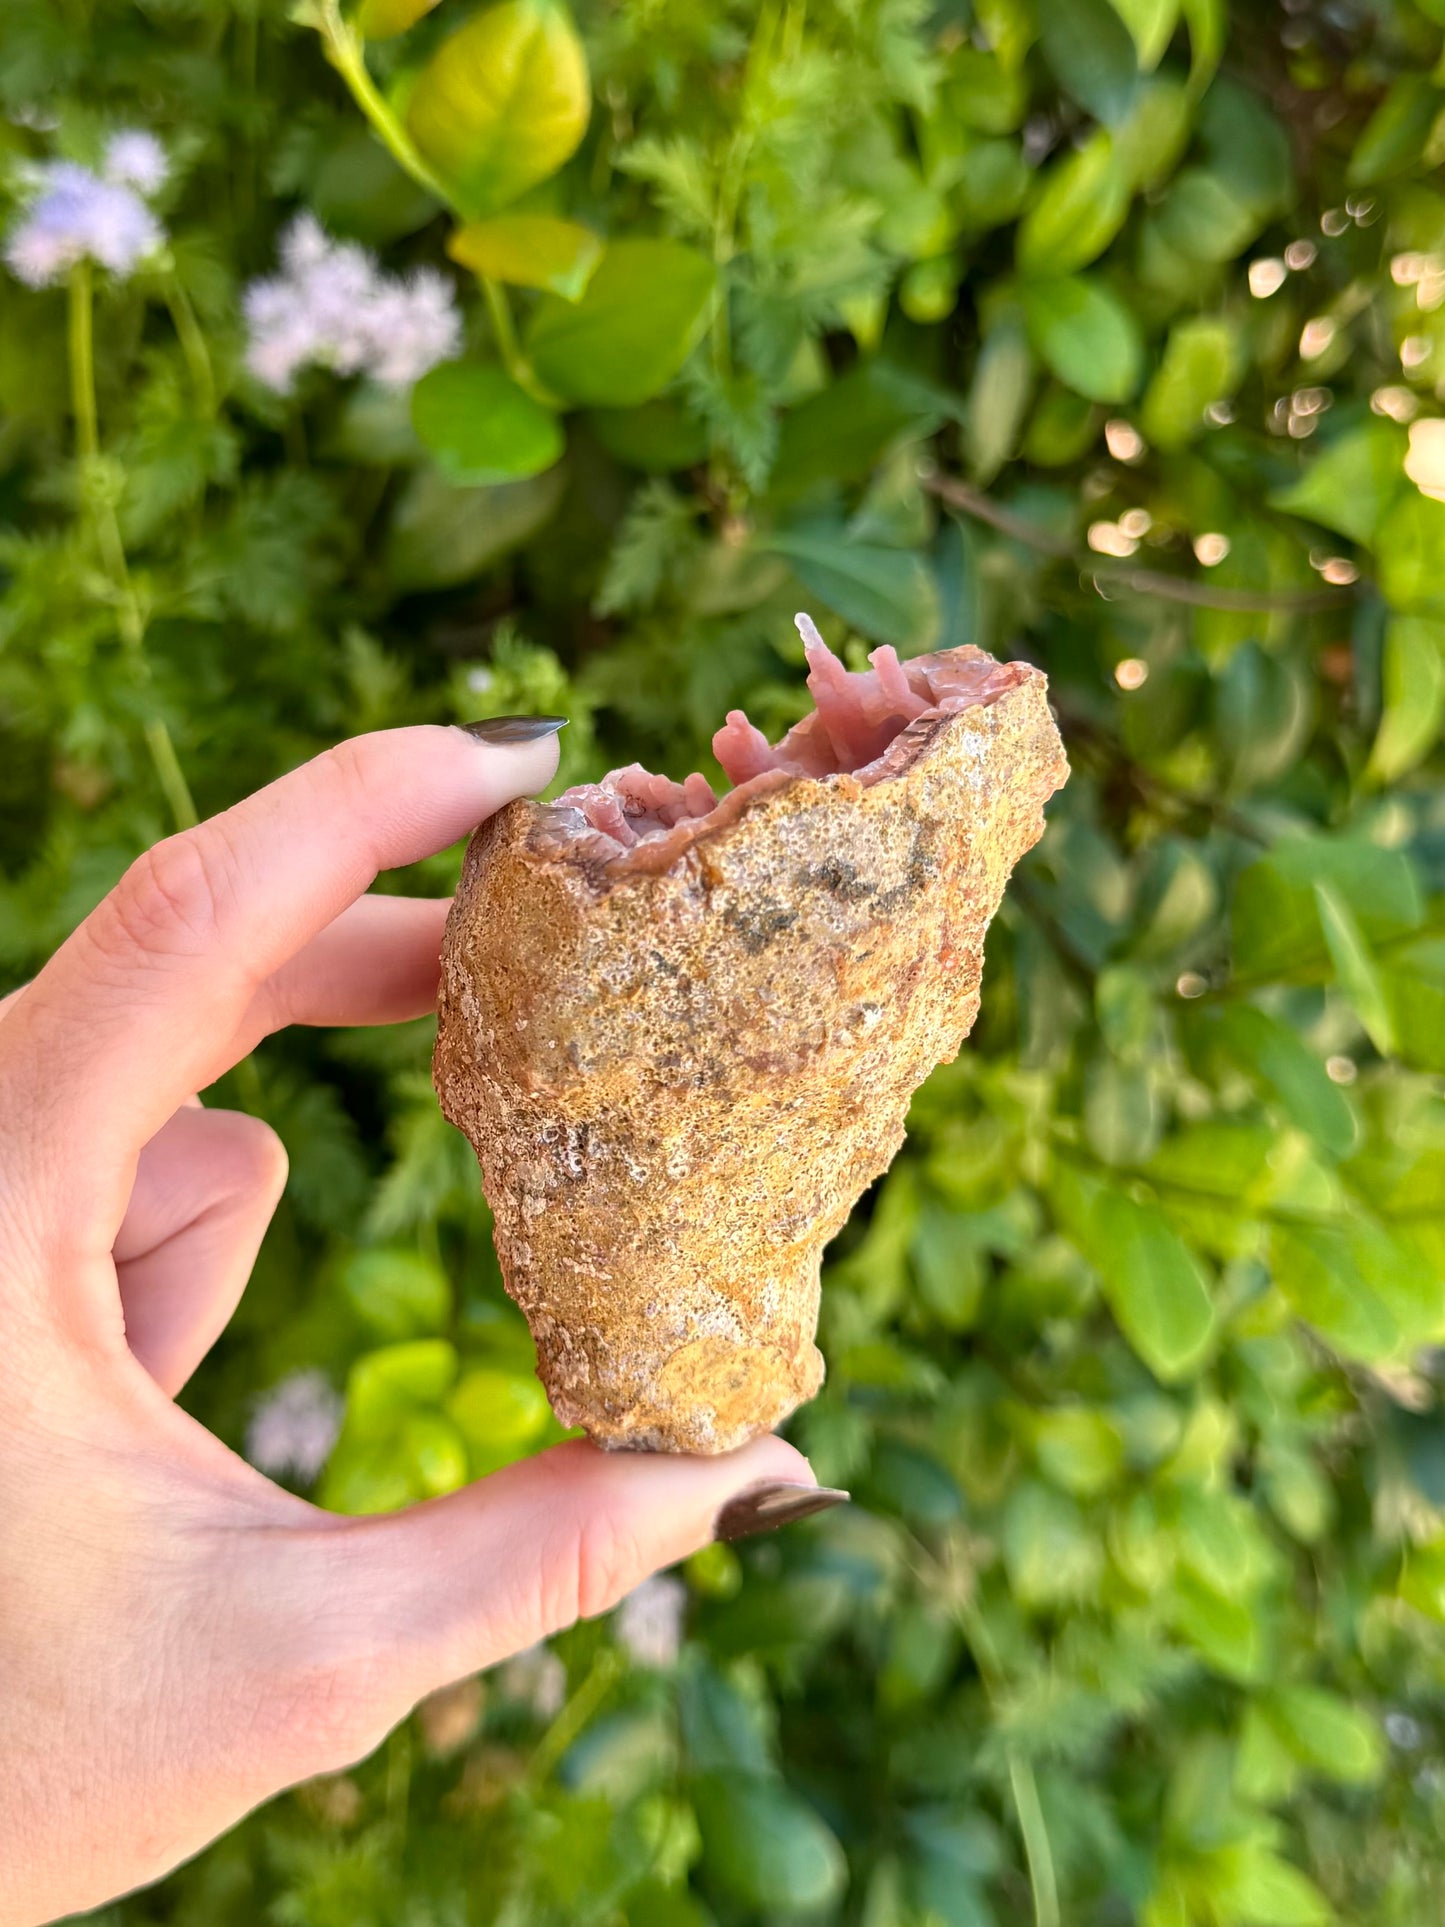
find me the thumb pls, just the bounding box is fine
[300,1434,840,1740]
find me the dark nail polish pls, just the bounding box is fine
[457,715,568,745]
[714,1481,850,1543]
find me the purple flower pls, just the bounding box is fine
[614,1575,687,1668]
[103,130,170,196]
[366,268,464,387]
[244,1370,343,1483]
[243,213,461,393]
[498,1642,567,1718]
[4,159,164,288]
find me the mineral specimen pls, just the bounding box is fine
[434,616,1068,1454]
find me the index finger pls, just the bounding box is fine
[0,725,559,1255]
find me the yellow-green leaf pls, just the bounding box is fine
[1017,131,1132,276]
[1268,1687,1385,1786]
[1370,614,1445,781]
[406,0,591,216]
[1141,316,1239,450]
[411,360,564,484]
[356,0,441,39]
[1108,0,1181,70]
[1314,881,1396,1056]
[448,213,603,298]
[526,237,715,407]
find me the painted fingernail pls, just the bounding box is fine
[457,715,568,744]
[714,1481,850,1543]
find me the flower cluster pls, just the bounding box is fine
[243,214,461,393]
[4,131,168,288]
[497,1642,567,1719]
[613,1574,687,1669]
[244,1370,343,1484]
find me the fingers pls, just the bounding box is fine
[252,895,451,1036]
[116,1107,288,1396]
[0,725,557,1260]
[296,1434,819,1740]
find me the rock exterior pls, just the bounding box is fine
[434,630,1068,1454]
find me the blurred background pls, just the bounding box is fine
[4,0,1445,1921]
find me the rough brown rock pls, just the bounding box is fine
[434,624,1068,1454]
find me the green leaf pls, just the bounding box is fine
[910,1203,986,1330]
[1024,384,1101,466]
[772,360,948,499]
[1369,614,1445,780]
[1211,1844,1333,1926]
[1108,0,1180,68]
[356,0,441,38]
[1129,840,1217,957]
[1115,76,1193,190]
[1153,168,1264,262]
[963,314,1033,483]
[1211,1005,1356,1160]
[411,361,563,485]
[1030,1406,1126,1496]
[526,238,716,407]
[1084,1055,1162,1166]
[339,1246,452,1339]
[310,131,441,244]
[1384,937,1445,1074]
[1400,1538,1445,1622]
[448,213,603,298]
[1017,132,1132,276]
[1269,1217,1443,1362]
[678,1665,775,1778]
[1268,1687,1385,1786]
[347,1338,459,1433]
[1314,881,1396,1056]
[766,526,941,650]
[954,137,1032,230]
[1198,76,1293,214]
[1377,489,1445,613]
[1036,0,1140,126]
[1269,419,1410,546]
[385,461,567,589]
[587,398,709,472]
[1179,0,1225,93]
[1348,76,1443,185]
[1096,1191,1216,1379]
[405,0,591,216]
[402,1410,471,1495]
[1171,1572,1266,1681]
[1002,1480,1105,1605]
[1021,276,1144,403]
[1141,317,1239,450]
[1231,837,1424,980]
[446,1365,552,1452]
[694,1772,847,1914]
[1213,643,1315,795]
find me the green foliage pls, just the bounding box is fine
[6,1,1445,1924]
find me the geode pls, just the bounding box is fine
[434,616,1068,1454]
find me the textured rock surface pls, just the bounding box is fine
[434,627,1068,1453]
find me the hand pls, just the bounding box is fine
[0,726,821,1927]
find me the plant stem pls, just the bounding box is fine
[525,1650,620,1790]
[313,0,552,401]
[68,261,98,463]
[164,279,216,414]
[69,262,198,832]
[1009,1753,1062,1927]
[315,0,452,205]
[955,1599,1060,1927]
[487,273,527,373]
